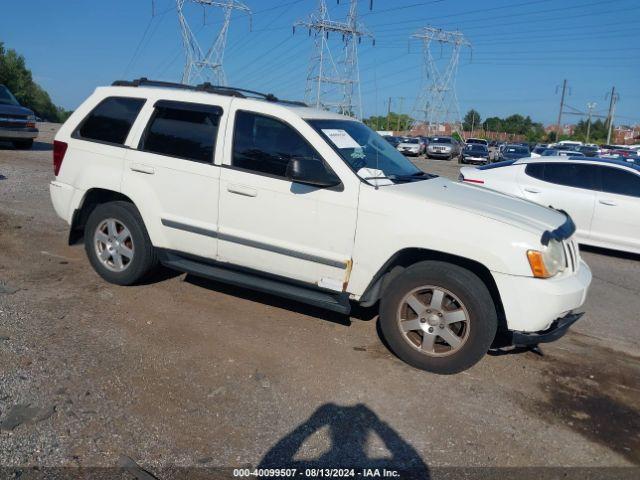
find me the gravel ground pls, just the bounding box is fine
[0,124,638,478]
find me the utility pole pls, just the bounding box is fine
[396,97,405,132]
[294,0,374,119]
[556,79,567,141]
[386,96,392,131]
[176,0,252,86]
[585,102,596,143]
[605,86,618,145]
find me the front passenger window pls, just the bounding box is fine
[232,111,323,178]
[600,167,640,197]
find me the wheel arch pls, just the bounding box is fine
[359,247,507,335]
[68,188,136,245]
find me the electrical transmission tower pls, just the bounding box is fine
[294,0,374,119]
[411,27,471,136]
[176,0,251,86]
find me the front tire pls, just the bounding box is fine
[84,201,157,286]
[379,261,497,374]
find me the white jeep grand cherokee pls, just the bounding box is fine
[49,79,592,374]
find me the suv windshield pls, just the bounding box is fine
[403,138,419,144]
[307,119,428,183]
[0,85,20,106]
[431,137,452,144]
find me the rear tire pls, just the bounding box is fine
[379,261,497,374]
[12,139,33,149]
[84,201,157,286]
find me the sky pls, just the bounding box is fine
[2,0,639,126]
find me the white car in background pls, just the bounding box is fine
[396,137,421,156]
[460,157,640,254]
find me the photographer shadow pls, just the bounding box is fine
[259,403,430,479]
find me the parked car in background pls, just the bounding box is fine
[460,144,490,165]
[383,136,401,148]
[577,145,600,157]
[426,136,460,160]
[499,144,530,161]
[531,146,548,158]
[0,84,38,149]
[540,149,585,158]
[397,137,421,156]
[460,157,640,254]
[466,138,488,147]
[557,141,582,150]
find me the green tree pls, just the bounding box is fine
[462,109,481,131]
[0,42,70,122]
[363,112,413,132]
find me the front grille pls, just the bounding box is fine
[563,239,579,273]
[0,114,29,128]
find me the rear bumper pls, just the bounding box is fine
[511,311,583,345]
[0,127,38,140]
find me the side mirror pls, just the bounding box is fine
[286,157,341,188]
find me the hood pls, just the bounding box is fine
[391,177,566,236]
[398,142,420,148]
[0,103,33,116]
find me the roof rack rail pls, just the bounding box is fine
[111,78,307,106]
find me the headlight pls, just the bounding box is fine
[527,239,565,278]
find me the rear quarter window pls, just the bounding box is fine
[75,97,145,145]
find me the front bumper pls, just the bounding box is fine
[511,311,583,345]
[492,260,592,332]
[427,150,452,158]
[0,127,38,140]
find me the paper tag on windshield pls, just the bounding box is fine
[322,129,360,149]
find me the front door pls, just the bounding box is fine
[217,107,359,290]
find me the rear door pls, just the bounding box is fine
[517,162,597,241]
[123,96,231,259]
[590,165,640,252]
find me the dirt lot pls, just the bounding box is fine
[0,125,639,477]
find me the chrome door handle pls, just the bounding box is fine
[130,164,155,175]
[524,188,540,194]
[599,199,617,206]
[227,184,257,197]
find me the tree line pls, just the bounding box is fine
[0,42,71,122]
[363,108,615,144]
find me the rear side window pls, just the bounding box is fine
[599,167,640,197]
[525,162,597,190]
[139,100,222,163]
[76,97,145,145]
[232,111,320,178]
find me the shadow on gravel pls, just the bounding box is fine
[259,403,430,479]
[580,244,640,262]
[184,274,354,326]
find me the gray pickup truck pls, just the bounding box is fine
[0,84,38,149]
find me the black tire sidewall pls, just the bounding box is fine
[379,261,498,374]
[84,202,155,286]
